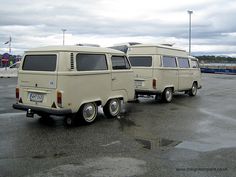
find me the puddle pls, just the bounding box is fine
[53,152,67,158]
[170,107,179,111]
[32,152,67,159]
[32,155,46,159]
[176,138,236,152]
[135,138,152,149]
[135,137,181,150]
[118,118,137,131]
[117,113,138,131]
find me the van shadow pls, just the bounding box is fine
[33,112,110,128]
[136,93,190,105]
[37,116,59,127]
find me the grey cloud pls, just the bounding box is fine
[1,0,236,55]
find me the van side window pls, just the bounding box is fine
[178,58,190,68]
[162,56,177,68]
[76,54,107,71]
[111,56,131,70]
[129,56,152,67]
[191,60,199,68]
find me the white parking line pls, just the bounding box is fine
[101,141,121,147]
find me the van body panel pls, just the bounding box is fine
[156,68,179,91]
[133,68,153,90]
[178,69,194,90]
[17,53,59,109]
[13,46,134,117]
[56,72,111,112]
[111,70,134,102]
[128,44,201,97]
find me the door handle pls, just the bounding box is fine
[112,77,116,81]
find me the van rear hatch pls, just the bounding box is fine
[129,56,154,90]
[18,54,58,108]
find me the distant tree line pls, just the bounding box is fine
[195,55,236,63]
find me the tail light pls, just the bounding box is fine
[57,91,62,107]
[16,88,19,101]
[152,79,157,89]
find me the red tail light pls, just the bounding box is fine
[152,79,157,89]
[57,91,62,107]
[16,88,19,101]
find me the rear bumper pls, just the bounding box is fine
[135,90,161,95]
[12,103,72,116]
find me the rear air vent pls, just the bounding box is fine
[70,53,74,70]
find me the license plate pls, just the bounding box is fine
[135,80,143,87]
[29,92,44,102]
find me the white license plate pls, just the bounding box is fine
[135,80,143,87]
[29,92,44,102]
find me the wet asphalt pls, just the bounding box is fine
[0,74,236,177]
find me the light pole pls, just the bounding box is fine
[62,29,66,45]
[187,10,193,55]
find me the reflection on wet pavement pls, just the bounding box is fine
[117,112,182,151]
[135,138,181,150]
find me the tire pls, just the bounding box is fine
[161,88,173,103]
[103,98,121,118]
[78,102,98,124]
[189,82,198,96]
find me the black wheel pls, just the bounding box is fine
[78,102,98,124]
[189,82,198,96]
[103,98,121,118]
[161,88,173,103]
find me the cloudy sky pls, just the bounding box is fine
[0,0,236,56]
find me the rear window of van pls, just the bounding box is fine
[111,56,131,70]
[22,55,57,71]
[76,54,107,71]
[129,56,152,67]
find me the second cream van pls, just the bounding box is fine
[127,44,202,102]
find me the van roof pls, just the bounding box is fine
[129,44,186,52]
[25,45,125,54]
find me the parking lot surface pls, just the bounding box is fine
[0,74,236,177]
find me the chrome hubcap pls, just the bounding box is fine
[109,99,120,116]
[111,101,118,112]
[83,103,96,122]
[166,90,172,101]
[192,85,197,95]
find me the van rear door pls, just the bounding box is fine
[18,54,58,108]
[129,56,153,90]
[111,55,134,100]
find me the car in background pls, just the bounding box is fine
[0,61,21,77]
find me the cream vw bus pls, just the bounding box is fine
[127,44,201,103]
[13,46,134,125]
